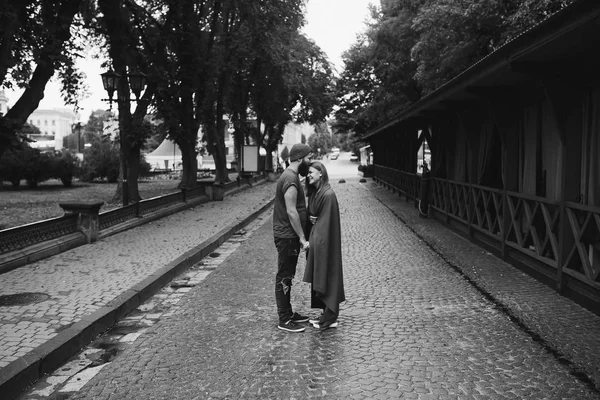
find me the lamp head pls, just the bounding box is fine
[100,69,121,101]
[128,71,147,100]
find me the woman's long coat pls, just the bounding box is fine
[303,183,345,314]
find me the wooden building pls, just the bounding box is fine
[364,0,600,314]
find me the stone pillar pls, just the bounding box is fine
[212,183,224,201]
[58,201,104,243]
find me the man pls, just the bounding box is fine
[273,143,312,332]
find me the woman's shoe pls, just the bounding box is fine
[309,313,323,325]
[311,321,338,330]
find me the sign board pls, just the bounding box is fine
[242,145,259,172]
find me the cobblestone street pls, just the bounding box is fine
[20,177,598,399]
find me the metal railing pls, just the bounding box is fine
[0,173,267,257]
[0,215,79,254]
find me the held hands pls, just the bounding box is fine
[309,216,317,225]
[301,239,310,252]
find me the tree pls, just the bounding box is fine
[0,0,86,160]
[307,130,333,156]
[142,116,168,152]
[97,0,158,203]
[334,0,576,136]
[84,109,114,140]
[501,0,574,43]
[249,32,335,171]
[334,1,422,135]
[280,145,289,163]
[78,134,119,182]
[410,0,509,93]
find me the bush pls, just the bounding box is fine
[23,149,47,188]
[77,138,152,183]
[78,137,120,182]
[1,145,47,188]
[0,148,25,187]
[50,151,79,187]
[0,146,79,188]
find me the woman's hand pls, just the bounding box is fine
[309,216,317,225]
[302,241,310,252]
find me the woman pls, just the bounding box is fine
[303,161,345,330]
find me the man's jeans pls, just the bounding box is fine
[274,237,300,324]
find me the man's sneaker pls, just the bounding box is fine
[290,312,309,323]
[278,320,306,333]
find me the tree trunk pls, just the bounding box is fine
[204,122,228,184]
[213,140,228,184]
[100,0,141,205]
[128,144,141,202]
[179,139,198,189]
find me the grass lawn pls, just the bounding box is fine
[0,178,183,230]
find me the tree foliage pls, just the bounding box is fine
[0,0,337,197]
[335,0,575,135]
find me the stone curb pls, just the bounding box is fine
[0,194,274,400]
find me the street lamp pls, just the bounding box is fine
[128,71,147,101]
[73,122,83,153]
[100,69,120,109]
[100,68,149,206]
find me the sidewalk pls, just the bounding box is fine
[0,180,276,400]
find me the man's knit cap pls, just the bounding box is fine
[289,143,312,161]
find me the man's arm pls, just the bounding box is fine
[284,185,309,250]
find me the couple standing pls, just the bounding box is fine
[272,143,345,333]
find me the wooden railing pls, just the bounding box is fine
[563,201,600,289]
[373,165,421,200]
[431,179,504,241]
[374,166,600,306]
[504,190,561,266]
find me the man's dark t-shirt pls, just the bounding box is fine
[273,168,307,239]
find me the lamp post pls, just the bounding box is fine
[75,122,82,153]
[100,68,148,206]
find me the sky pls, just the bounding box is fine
[5,0,373,122]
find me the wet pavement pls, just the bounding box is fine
[0,180,276,399]
[10,160,600,399]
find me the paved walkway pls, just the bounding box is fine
[3,176,600,399]
[0,180,277,399]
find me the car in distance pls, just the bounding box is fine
[330,152,339,160]
[349,153,358,162]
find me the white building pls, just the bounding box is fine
[280,122,313,149]
[27,108,77,151]
[0,90,8,116]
